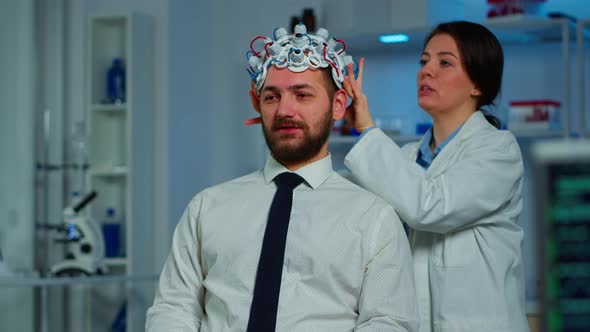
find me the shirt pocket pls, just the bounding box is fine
[431,228,476,267]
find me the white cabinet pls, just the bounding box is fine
[328,17,577,147]
[486,17,574,138]
[323,0,464,36]
[86,12,155,331]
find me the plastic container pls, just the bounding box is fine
[106,58,126,104]
[487,0,546,18]
[69,121,89,197]
[416,122,432,135]
[102,208,122,257]
[110,301,126,332]
[301,8,316,32]
[508,99,561,131]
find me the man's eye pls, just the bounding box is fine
[297,93,311,98]
[264,95,277,102]
[418,59,427,66]
[440,60,451,66]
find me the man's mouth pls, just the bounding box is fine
[274,121,303,133]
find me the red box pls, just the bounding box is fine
[487,0,546,18]
[508,99,560,131]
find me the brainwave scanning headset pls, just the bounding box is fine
[247,23,358,94]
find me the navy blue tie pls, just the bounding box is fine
[247,172,305,332]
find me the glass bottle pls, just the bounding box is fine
[69,121,89,201]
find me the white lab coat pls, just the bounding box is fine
[345,111,530,332]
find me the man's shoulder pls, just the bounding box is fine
[327,171,395,210]
[326,172,402,231]
[193,169,264,201]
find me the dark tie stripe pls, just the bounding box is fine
[247,172,304,332]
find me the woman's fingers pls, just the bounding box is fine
[356,57,365,86]
[346,66,360,98]
[346,57,365,95]
[343,76,354,99]
[347,64,357,86]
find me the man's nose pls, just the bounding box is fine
[276,97,295,118]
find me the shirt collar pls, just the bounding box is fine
[417,125,463,169]
[418,129,435,165]
[263,153,333,190]
[436,125,462,154]
[421,126,462,157]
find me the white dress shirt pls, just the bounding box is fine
[146,154,419,331]
[345,111,529,332]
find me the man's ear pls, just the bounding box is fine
[332,89,348,121]
[249,81,261,114]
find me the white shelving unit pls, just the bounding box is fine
[328,17,576,146]
[85,12,154,332]
[487,17,574,139]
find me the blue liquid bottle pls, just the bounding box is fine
[102,207,121,257]
[106,58,126,104]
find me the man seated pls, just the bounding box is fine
[146,24,419,331]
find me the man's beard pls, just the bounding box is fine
[262,110,333,166]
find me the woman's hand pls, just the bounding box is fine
[343,57,375,133]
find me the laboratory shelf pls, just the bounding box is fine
[0,273,158,287]
[329,134,359,144]
[0,274,158,332]
[331,130,566,146]
[84,12,155,332]
[329,133,422,145]
[103,258,128,267]
[91,103,127,113]
[89,166,128,177]
[511,129,567,139]
[90,166,128,177]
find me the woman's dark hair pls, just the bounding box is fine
[424,21,504,128]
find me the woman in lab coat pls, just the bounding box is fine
[343,21,529,332]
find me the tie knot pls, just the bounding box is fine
[274,172,304,190]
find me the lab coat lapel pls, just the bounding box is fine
[425,111,487,177]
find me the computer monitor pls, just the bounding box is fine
[531,139,590,332]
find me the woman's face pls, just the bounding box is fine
[417,33,480,117]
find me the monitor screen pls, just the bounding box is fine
[532,140,590,332]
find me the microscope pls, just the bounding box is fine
[44,191,107,277]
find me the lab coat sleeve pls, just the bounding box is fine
[345,128,523,234]
[146,194,205,332]
[355,199,420,331]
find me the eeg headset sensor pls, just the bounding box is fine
[247,23,358,94]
